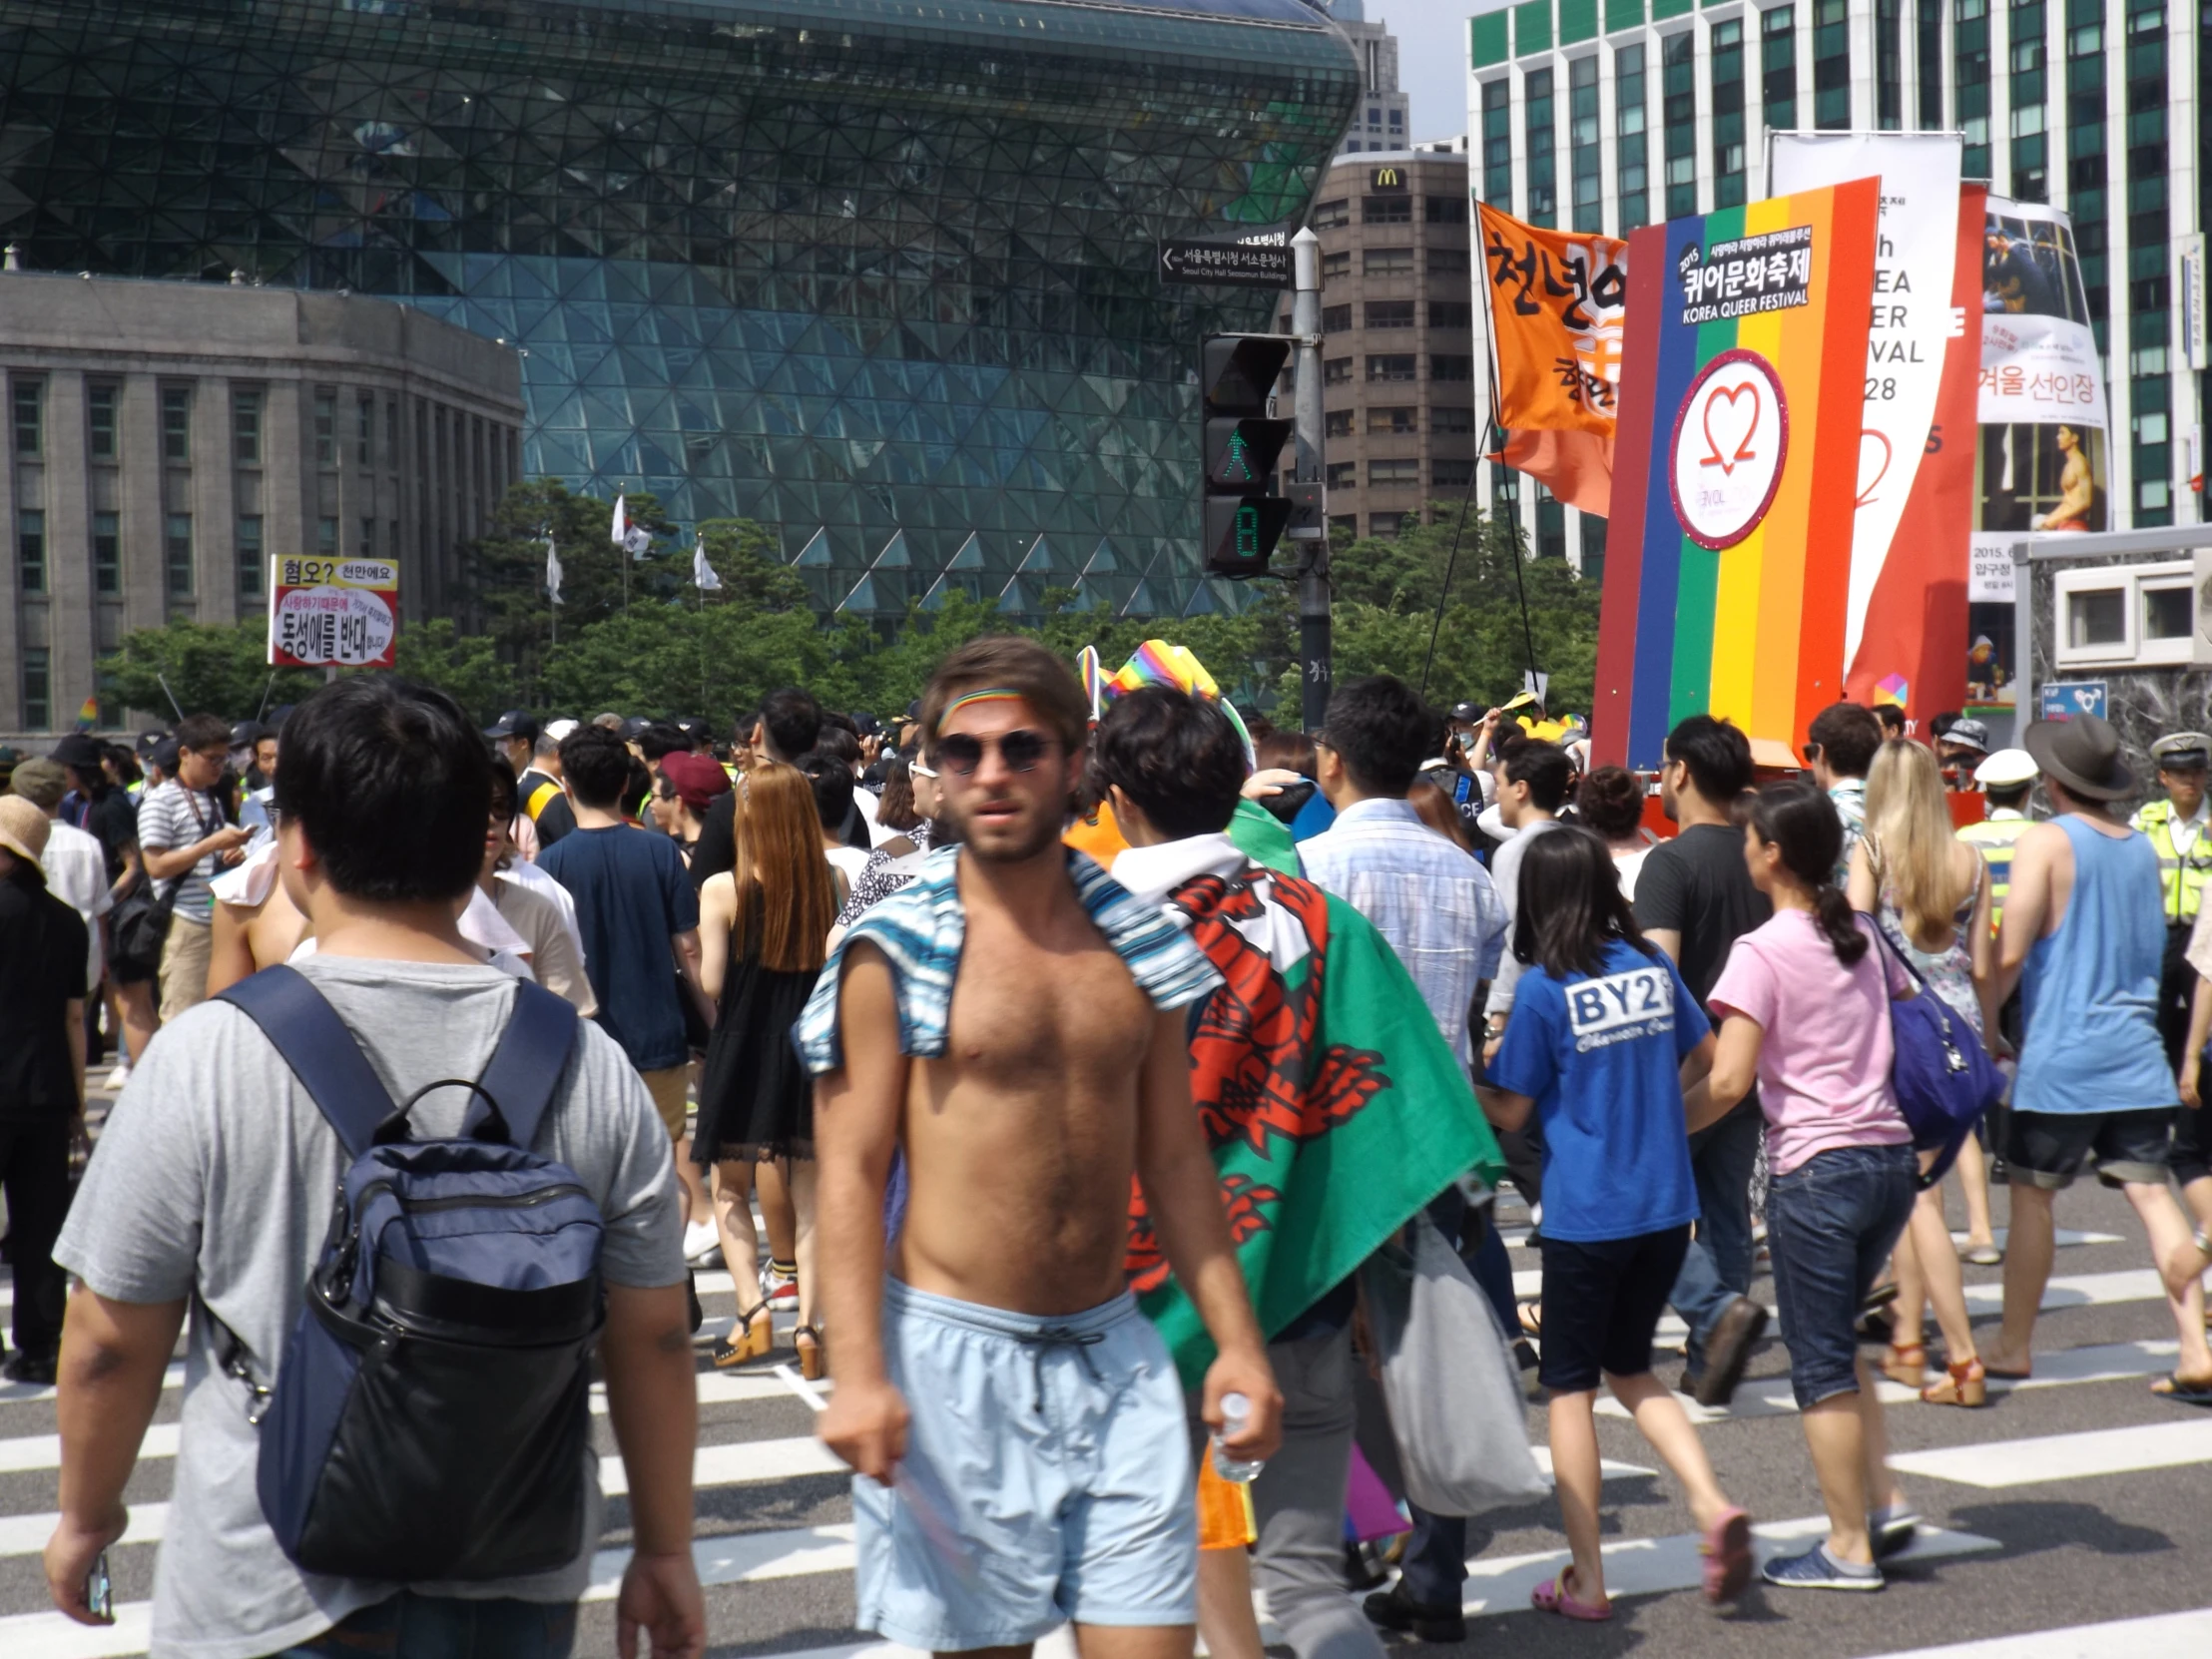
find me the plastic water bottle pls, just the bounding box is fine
[1212,1392,1265,1482]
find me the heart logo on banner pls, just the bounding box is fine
[1856,429,1893,507]
[1700,382,1762,474]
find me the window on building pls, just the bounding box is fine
[12,379,44,458]
[1877,0,1905,128]
[1371,510,1418,538]
[1432,458,1476,488]
[1368,107,1382,126]
[1388,108,1403,129]
[1426,245,1469,275]
[1956,0,1991,177]
[1430,354,1474,381]
[1424,194,1468,224]
[1568,55,1603,231]
[1815,0,1852,127]
[18,508,46,593]
[1364,247,1414,276]
[357,395,373,466]
[1662,32,1698,218]
[1434,406,1477,433]
[1711,20,1747,209]
[1367,300,1416,329]
[1524,68,1557,227]
[233,389,263,464]
[22,647,50,732]
[360,517,376,558]
[1325,357,1354,385]
[2009,0,2049,200]
[88,384,117,459]
[1326,460,1360,489]
[162,386,192,462]
[1430,300,1473,328]
[1328,514,1360,543]
[238,515,264,602]
[1322,303,1354,333]
[1325,408,1355,438]
[1481,79,1513,211]
[1578,512,1609,584]
[2124,0,2169,518]
[1763,8,1798,135]
[1537,490,1568,560]
[1322,250,1352,279]
[1918,0,1945,127]
[1368,354,1418,381]
[318,515,339,554]
[93,510,121,596]
[384,399,399,467]
[1369,406,1419,434]
[314,390,337,466]
[2056,561,2194,665]
[1371,458,1421,485]
[2066,0,2108,320]
[1617,43,1649,231]
[1312,198,1351,229]
[1364,194,1412,224]
[165,512,193,596]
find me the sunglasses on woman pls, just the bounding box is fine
[933,729,1056,777]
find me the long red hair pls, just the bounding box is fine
[730,760,837,973]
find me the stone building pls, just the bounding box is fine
[1,271,522,734]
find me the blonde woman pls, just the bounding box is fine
[1848,740,1997,1406]
[694,762,841,1377]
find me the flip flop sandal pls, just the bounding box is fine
[1701,1507,1754,1604]
[1531,1569,1613,1622]
[1518,1301,1543,1339]
[2150,1373,2212,1406]
[1962,1243,2004,1267]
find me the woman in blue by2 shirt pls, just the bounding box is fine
[1478,828,1754,1621]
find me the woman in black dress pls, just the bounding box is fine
[694,760,840,1375]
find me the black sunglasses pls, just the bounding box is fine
[935,729,1056,777]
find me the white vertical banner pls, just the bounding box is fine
[2179,233,2207,372]
[1771,132,1964,669]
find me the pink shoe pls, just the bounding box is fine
[1530,1567,1613,1622]
[1701,1506,1753,1603]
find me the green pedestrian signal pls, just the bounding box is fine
[1200,334,1295,577]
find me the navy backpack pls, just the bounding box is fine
[213,965,605,1582]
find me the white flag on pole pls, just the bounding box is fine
[545,537,563,604]
[693,533,722,593]
[609,492,628,546]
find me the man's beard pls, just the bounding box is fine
[941,796,1064,864]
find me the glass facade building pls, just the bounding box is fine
[1464,0,2206,560]
[0,0,1360,621]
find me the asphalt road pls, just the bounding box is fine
[3,1169,2210,1658]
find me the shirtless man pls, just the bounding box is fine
[2029,424,2093,531]
[801,636,1282,1659]
[1981,716,2212,1400]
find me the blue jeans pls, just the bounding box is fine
[1668,1097,1762,1377]
[1765,1142,1918,1409]
[271,1594,577,1658]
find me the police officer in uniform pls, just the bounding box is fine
[2131,731,2212,1068]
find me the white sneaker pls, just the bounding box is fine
[104,1063,132,1090]
[683,1221,723,1267]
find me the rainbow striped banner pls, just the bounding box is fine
[1593,180,1880,770]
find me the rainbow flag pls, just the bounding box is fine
[1593,181,1880,770]
[74,696,100,731]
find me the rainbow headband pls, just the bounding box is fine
[935,688,1025,732]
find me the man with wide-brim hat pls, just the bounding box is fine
[1987,717,2212,1403]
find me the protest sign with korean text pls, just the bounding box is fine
[267,556,400,669]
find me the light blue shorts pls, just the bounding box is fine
[852,1279,1197,1651]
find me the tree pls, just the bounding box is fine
[390,619,516,726]
[97,619,321,722]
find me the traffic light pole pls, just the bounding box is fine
[1291,226,1330,734]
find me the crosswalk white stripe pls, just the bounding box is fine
[0,1511,2006,1658]
[1888,1418,2212,1487]
[0,1363,820,1414]
[1595,1339,2183,1422]
[1850,1605,2212,1658]
[1650,1266,2171,1344]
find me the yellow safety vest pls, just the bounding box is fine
[1957,812,2031,936]
[2130,799,2212,926]
[523,778,565,823]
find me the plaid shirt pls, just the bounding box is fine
[796,843,1220,1075]
[1299,799,1506,1068]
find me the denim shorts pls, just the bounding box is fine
[1765,1143,1918,1408]
[852,1279,1197,1650]
[2005,1106,2176,1190]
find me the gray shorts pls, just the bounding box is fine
[853,1279,1197,1651]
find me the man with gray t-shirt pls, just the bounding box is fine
[136,713,251,1025]
[44,679,706,1659]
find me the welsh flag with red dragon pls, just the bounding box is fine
[1127,864,1504,1385]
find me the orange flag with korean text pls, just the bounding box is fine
[1477,202,1629,517]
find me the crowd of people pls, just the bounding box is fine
[4,648,2210,1658]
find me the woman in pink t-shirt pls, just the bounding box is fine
[1701,779,1921,1594]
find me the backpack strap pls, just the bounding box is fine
[218,965,399,1158]
[464,978,580,1148]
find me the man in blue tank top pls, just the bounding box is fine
[1984,717,2212,1403]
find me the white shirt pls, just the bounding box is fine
[499,857,587,968]
[42,817,114,992]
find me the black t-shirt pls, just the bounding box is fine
[690,787,738,890]
[82,788,139,884]
[1632,822,1773,1009]
[518,768,577,846]
[0,866,91,1117]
